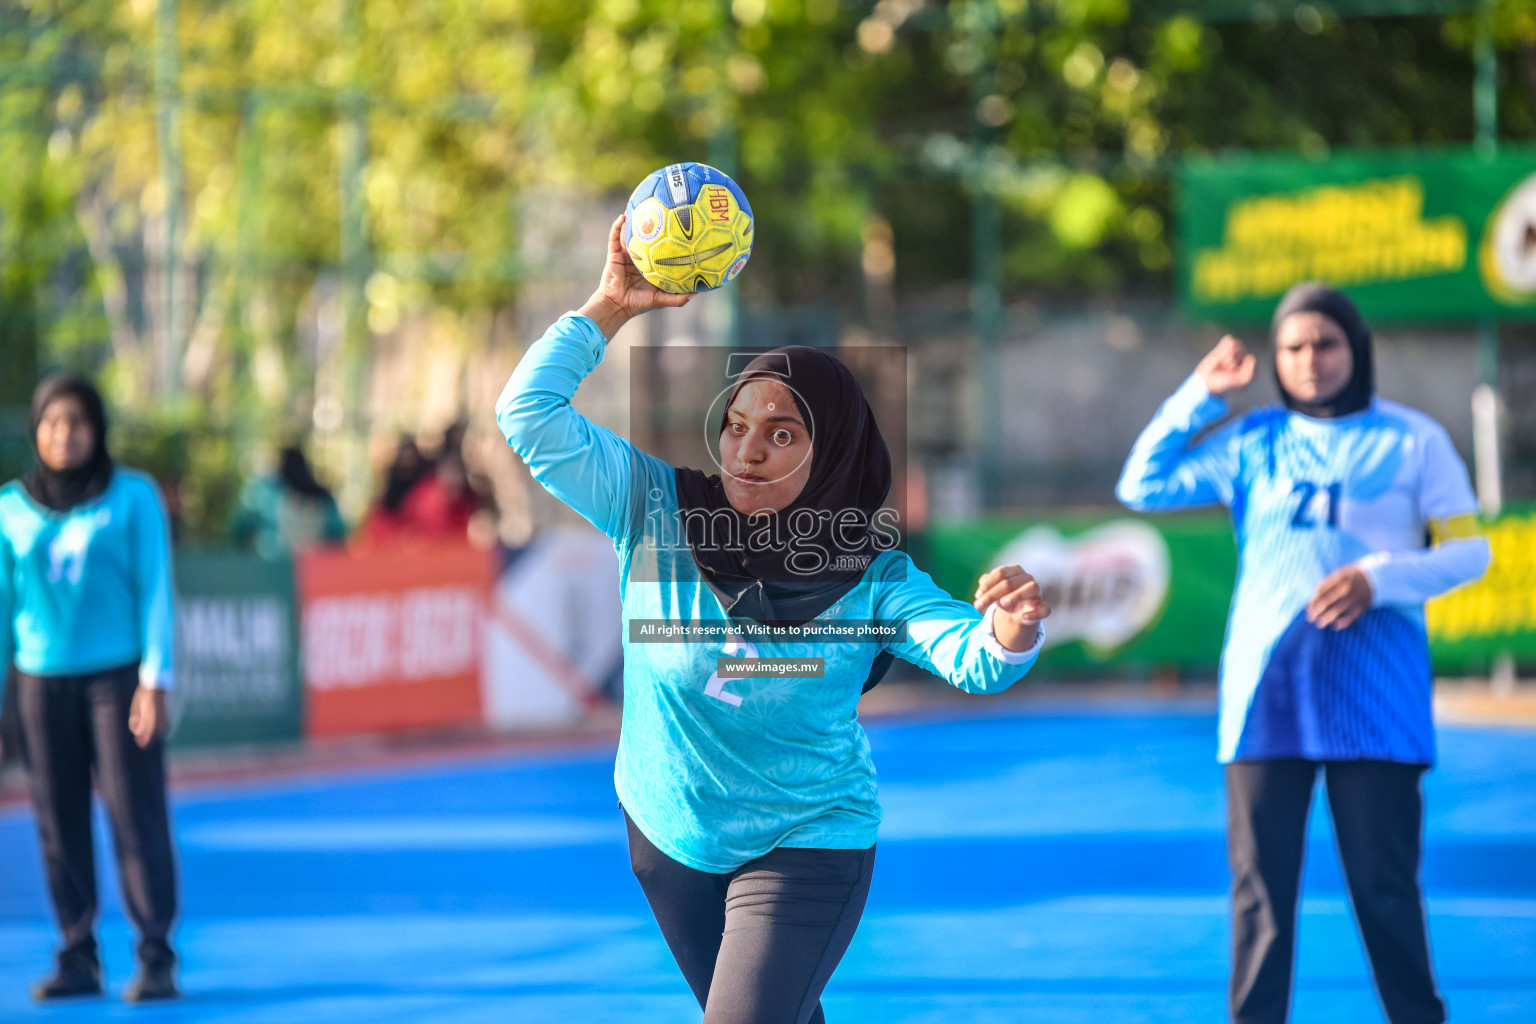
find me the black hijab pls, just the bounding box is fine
[1271,282,1374,419]
[21,374,115,512]
[381,438,426,512]
[279,445,333,501]
[675,346,896,689]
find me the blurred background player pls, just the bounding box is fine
[0,375,181,1004]
[1117,282,1491,1024]
[497,214,1051,1024]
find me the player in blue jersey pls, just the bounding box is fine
[1117,283,1490,1024]
[498,215,1050,1024]
[0,375,181,1004]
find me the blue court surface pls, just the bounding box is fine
[1,704,1533,1023]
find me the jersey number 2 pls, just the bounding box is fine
[1290,481,1341,528]
[703,636,755,707]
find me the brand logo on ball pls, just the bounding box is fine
[1480,170,1536,304]
[725,254,750,282]
[634,200,665,243]
[666,163,690,207]
[992,520,1171,651]
[705,185,733,223]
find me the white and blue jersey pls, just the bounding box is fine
[1118,375,1490,765]
[498,313,1043,872]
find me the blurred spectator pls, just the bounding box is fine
[356,428,495,548]
[229,445,347,559]
[399,444,480,539]
[354,437,430,548]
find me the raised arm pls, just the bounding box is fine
[1116,335,1250,512]
[496,215,691,542]
[875,554,1048,695]
[496,315,650,539]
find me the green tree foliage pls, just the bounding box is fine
[0,0,1532,533]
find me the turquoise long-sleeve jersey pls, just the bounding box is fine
[1118,374,1489,765]
[497,313,1043,872]
[1,468,176,693]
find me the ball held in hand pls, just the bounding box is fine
[623,162,754,294]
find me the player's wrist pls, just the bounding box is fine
[996,617,1040,653]
[1196,371,1232,397]
[577,292,629,340]
[1352,560,1383,606]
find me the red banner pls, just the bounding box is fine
[297,542,494,737]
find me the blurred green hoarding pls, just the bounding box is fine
[1425,506,1536,670]
[924,512,1236,676]
[170,552,302,748]
[1178,148,1536,322]
[924,506,1536,677]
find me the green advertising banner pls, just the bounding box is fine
[170,552,302,748]
[1178,148,1536,322]
[925,507,1535,677]
[925,511,1237,675]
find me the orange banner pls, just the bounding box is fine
[297,542,494,737]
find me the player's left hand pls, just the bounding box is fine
[1306,565,1373,631]
[974,565,1050,652]
[128,686,168,749]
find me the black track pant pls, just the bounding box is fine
[15,664,178,969]
[1226,759,1445,1024]
[625,811,875,1024]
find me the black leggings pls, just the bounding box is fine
[625,812,875,1024]
[1227,759,1444,1024]
[15,664,178,968]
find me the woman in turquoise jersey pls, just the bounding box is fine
[0,375,180,1004]
[497,216,1051,1024]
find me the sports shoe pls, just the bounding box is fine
[30,954,103,1001]
[123,962,180,1004]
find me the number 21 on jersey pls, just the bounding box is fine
[1290,481,1341,529]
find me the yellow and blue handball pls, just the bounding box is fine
[624,162,753,294]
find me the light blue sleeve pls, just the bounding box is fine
[0,526,14,682]
[1116,373,1241,511]
[495,313,665,543]
[131,477,176,690]
[875,554,1042,695]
